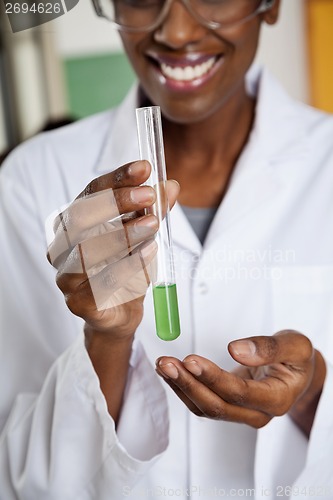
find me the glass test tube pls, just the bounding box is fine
[136,106,180,341]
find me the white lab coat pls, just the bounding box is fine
[1,67,333,500]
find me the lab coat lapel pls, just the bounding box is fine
[170,203,203,255]
[95,85,140,174]
[243,71,309,495]
[205,68,308,249]
[204,152,284,248]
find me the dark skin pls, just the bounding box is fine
[49,0,326,435]
[49,161,179,422]
[155,333,326,437]
[163,95,256,207]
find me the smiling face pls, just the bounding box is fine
[120,0,280,124]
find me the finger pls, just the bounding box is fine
[53,160,151,233]
[135,178,180,219]
[187,341,315,417]
[155,368,204,416]
[146,178,179,217]
[156,357,272,428]
[58,239,157,313]
[48,172,179,269]
[228,331,314,368]
[165,179,180,211]
[53,214,158,273]
[48,184,156,266]
[181,355,276,413]
[77,177,180,272]
[180,355,302,417]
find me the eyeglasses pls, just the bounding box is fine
[92,0,275,33]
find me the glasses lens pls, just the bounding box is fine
[189,0,263,27]
[97,0,266,30]
[98,0,165,30]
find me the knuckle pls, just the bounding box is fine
[83,179,98,198]
[55,270,68,293]
[272,405,287,417]
[68,207,84,234]
[256,336,278,359]
[204,402,226,420]
[65,292,84,317]
[52,214,61,233]
[276,400,293,416]
[270,391,293,416]
[228,391,247,407]
[179,377,194,393]
[113,188,127,212]
[101,266,118,290]
[116,225,130,249]
[58,206,81,238]
[251,414,272,429]
[204,369,220,387]
[113,165,128,185]
[76,242,88,268]
[192,408,204,417]
[48,251,64,270]
[46,249,53,265]
[300,335,314,361]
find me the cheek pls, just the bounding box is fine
[120,34,149,77]
[219,21,261,74]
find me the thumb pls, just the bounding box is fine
[166,179,180,210]
[228,330,314,368]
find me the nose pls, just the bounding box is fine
[153,0,208,49]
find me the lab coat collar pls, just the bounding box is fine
[250,67,308,161]
[227,65,308,175]
[95,67,307,172]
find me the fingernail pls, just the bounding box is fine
[231,340,256,357]
[158,362,179,380]
[169,179,180,189]
[130,186,155,204]
[133,215,158,235]
[140,240,157,259]
[183,360,202,376]
[127,160,148,176]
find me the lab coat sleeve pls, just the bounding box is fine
[0,148,169,499]
[0,335,169,500]
[290,360,333,499]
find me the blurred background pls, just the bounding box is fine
[0,0,332,161]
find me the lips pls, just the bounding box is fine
[147,52,224,89]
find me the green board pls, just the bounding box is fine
[63,52,136,118]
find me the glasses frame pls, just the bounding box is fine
[91,0,275,33]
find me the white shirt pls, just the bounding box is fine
[1,68,333,500]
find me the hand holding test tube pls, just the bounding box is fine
[136,106,181,341]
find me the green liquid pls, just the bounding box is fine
[152,283,180,341]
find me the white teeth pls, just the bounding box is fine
[160,57,216,81]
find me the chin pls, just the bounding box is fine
[141,86,231,126]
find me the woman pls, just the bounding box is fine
[1,0,332,498]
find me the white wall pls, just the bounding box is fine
[10,36,49,139]
[54,0,122,56]
[0,87,7,155]
[1,13,49,143]
[255,0,309,102]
